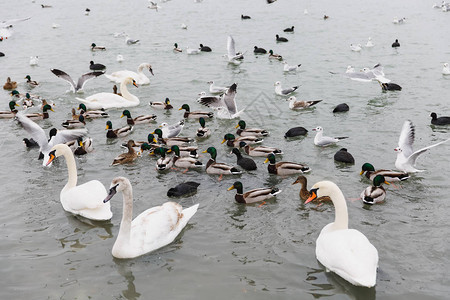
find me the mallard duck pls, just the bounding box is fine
[131,133,160,151]
[179,104,213,119]
[203,147,242,178]
[25,75,39,88]
[305,181,378,287]
[264,153,310,175]
[22,93,35,109]
[153,147,173,171]
[106,120,133,138]
[238,141,282,157]
[292,175,331,202]
[228,181,281,204]
[74,137,93,156]
[171,145,203,171]
[287,96,322,110]
[149,98,173,109]
[112,140,139,166]
[0,101,20,118]
[196,117,211,138]
[268,50,282,60]
[103,177,198,258]
[62,115,86,129]
[152,128,192,146]
[222,133,263,147]
[3,77,17,90]
[173,43,182,52]
[361,175,390,205]
[235,120,269,137]
[121,109,157,125]
[77,103,109,119]
[71,108,81,120]
[360,163,409,182]
[230,148,257,171]
[24,104,54,120]
[91,43,106,51]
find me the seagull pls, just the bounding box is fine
[395,120,450,172]
[343,64,391,83]
[350,44,362,52]
[313,126,348,147]
[207,81,228,94]
[181,23,188,29]
[198,83,243,119]
[116,54,124,62]
[148,1,160,10]
[125,35,139,45]
[16,113,87,166]
[365,37,374,48]
[442,63,450,75]
[160,120,185,138]
[393,17,406,24]
[226,35,245,65]
[287,96,322,110]
[186,47,200,55]
[274,81,298,96]
[0,16,31,38]
[29,56,39,66]
[283,61,301,72]
[50,69,104,93]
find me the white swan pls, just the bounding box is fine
[76,77,139,110]
[105,63,153,85]
[305,181,378,287]
[103,177,199,259]
[46,144,112,221]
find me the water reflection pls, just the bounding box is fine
[114,260,141,300]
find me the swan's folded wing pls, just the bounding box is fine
[50,129,87,147]
[51,69,77,91]
[398,120,415,157]
[16,113,48,149]
[77,72,104,91]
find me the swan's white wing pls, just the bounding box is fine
[49,129,88,147]
[16,113,49,152]
[406,138,450,167]
[227,35,236,58]
[51,69,76,92]
[76,72,104,91]
[223,83,238,115]
[398,120,414,158]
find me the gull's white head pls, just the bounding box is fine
[287,96,296,101]
[444,63,449,68]
[198,91,206,96]
[312,126,323,132]
[274,81,281,86]
[159,122,168,128]
[207,81,214,85]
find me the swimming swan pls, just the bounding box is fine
[76,77,139,109]
[103,177,199,259]
[306,181,378,287]
[46,144,112,221]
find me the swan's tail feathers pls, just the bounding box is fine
[182,204,199,222]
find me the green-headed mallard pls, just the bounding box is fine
[230,148,257,171]
[171,145,203,171]
[91,43,106,51]
[106,120,133,138]
[24,104,54,120]
[77,103,109,119]
[238,141,282,157]
[153,147,173,171]
[112,140,139,166]
[179,104,213,119]
[121,109,157,125]
[173,43,182,53]
[62,115,86,129]
[222,133,263,147]
[149,97,173,110]
[360,163,409,182]
[3,77,17,90]
[227,181,281,204]
[197,117,210,138]
[74,137,93,156]
[202,147,242,178]
[360,175,389,205]
[235,120,269,137]
[25,75,39,88]
[292,175,331,202]
[152,128,193,146]
[264,153,310,175]
[268,50,283,60]
[0,101,20,118]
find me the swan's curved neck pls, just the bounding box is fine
[119,80,136,102]
[61,147,78,189]
[117,186,134,245]
[330,186,348,230]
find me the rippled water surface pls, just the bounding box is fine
[1,0,449,299]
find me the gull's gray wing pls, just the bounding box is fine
[16,113,49,153]
[51,69,77,92]
[223,83,238,114]
[49,129,88,147]
[398,120,415,158]
[76,71,104,91]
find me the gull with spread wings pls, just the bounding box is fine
[51,69,104,93]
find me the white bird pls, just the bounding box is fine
[313,126,348,147]
[305,181,379,287]
[0,16,31,38]
[148,1,160,10]
[288,96,322,110]
[159,120,185,138]
[345,65,355,73]
[186,46,200,55]
[125,35,139,45]
[344,63,391,83]
[283,61,301,72]
[116,54,124,62]
[198,83,243,119]
[16,113,87,166]
[350,44,362,52]
[442,63,450,75]
[393,17,406,24]
[76,77,139,109]
[29,56,39,66]
[274,81,298,96]
[181,23,188,29]
[365,37,374,48]
[113,32,127,38]
[103,177,199,259]
[226,35,245,65]
[52,23,60,29]
[50,69,104,93]
[46,144,112,220]
[394,120,450,172]
[207,81,228,94]
[105,63,153,85]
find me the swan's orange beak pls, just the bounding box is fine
[46,151,56,166]
[305,191,317,204]
[133,81,138,88]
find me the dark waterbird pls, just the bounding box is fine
[284,127,308,138]
[284,26,294,32]
[167,182,200,197]
[334,148,355,164]
[333,103,349,113]
[230,148,257,171]
[241,15,251,20]
[430,112,450,125]
[392,39,400,48]
[199,44,212,52]
[276,34,288,42]
[254,46,267,54]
